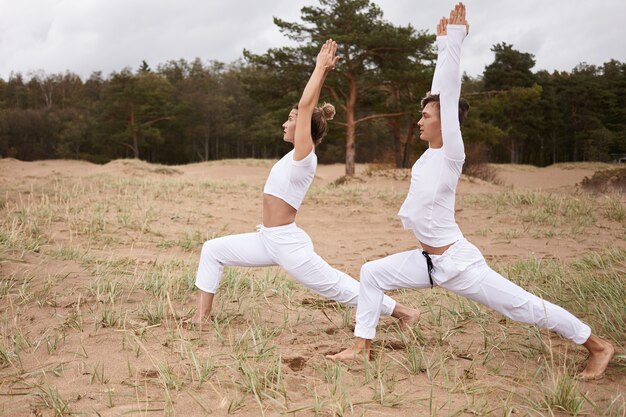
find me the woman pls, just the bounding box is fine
[328,4,613,380]
[191,40,420,329]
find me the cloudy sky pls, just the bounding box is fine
[0,0,624,81]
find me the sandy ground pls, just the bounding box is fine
[0,157,624,416]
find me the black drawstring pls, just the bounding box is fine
[422,251,434,288]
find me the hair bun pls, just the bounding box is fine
[320,102,336,121]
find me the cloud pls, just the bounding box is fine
[0,0,624,80]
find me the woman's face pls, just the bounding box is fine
[417,102,441,143]
[282,109,298,143]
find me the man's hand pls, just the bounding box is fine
[437,16,448,36]
[448,2,469,34]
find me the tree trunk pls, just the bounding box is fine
[345,76,357,176]
[552,132,557,164]
[130,105,139,159]
[510,137,516,164]
[204,119,210,161]
[389,118,402,168]
[37,79,53,109]
[204,132,209,161]
[402,116,416,168]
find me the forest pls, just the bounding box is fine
[1,0,624,175]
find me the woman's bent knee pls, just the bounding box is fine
[201,239,215,255]
[200,239,224,264]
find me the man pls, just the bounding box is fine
[328,3,614,380]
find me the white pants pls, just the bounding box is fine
[354,238,591,343]
[195,223,396,316]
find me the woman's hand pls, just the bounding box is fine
[315,39,339,73]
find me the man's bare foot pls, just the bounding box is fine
[391,304,421,331]
[326,347,369,362]
[396,307,421,332]
[326,338,371,362]
[577,334,614,380]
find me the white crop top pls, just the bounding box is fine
[263,149,317,210]
[397,25,467,247]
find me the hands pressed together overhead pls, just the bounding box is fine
[437,2,470,36]
[316,39,339,72]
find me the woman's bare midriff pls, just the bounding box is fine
[420,240,455,255]
[263,194,297,227]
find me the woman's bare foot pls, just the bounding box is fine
[184,289,214,329]
[326,338,370,362]
[182,314,211,330]
[189,313,211,325]
[187,290,215,327]
[576,334,614,380]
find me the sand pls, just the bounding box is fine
[0,157,624,416]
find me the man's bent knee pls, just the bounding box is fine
[360,262,383,288]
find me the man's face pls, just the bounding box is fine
[417,102,441,143]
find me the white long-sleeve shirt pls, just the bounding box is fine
[397,24,467,247]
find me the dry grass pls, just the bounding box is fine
[0,159,624,416]
[581,167,626,193]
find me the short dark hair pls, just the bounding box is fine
[420,93,470,125]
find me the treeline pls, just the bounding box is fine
[461,43,626,166]
[0,61,283,165]
[0,0,624,172]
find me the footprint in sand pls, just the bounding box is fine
[283,356,307,371]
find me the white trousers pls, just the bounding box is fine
[195,223,397,316]
[354,237,591,343]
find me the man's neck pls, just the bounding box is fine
[429,136,443,149]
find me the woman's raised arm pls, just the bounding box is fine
[294,39,338,161]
